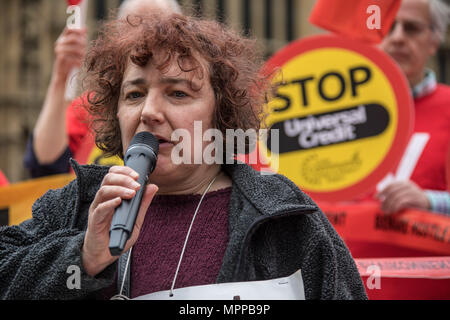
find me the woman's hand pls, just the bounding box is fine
[82,166,158,277]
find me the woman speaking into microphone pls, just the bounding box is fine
[0,13,366,300]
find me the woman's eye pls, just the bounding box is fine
[171,91,188,98]
[125,91,143,100]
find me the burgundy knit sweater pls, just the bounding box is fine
[128,187,232,298]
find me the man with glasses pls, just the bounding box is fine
[378,0,450,215]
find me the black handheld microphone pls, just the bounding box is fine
[109,132,159,256]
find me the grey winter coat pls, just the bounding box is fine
[0,160,367,300]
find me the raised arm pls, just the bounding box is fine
[33,28,87,165]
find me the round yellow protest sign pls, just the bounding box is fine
[262,35,413,201]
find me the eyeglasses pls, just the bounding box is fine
[388,20,433,37]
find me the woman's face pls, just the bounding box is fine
[117,52,216,183]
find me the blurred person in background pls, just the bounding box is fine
[23,0,182,178]
[378,0,450,215]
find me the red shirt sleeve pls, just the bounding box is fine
[0,170,9,186]
[66,93,90,155]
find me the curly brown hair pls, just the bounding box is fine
[82,13,273,158]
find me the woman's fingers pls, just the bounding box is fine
[108,165,140,179]
[102,172,141,190]
[89,167,141,217]
[90,185,136,213]
[89,196,121,228]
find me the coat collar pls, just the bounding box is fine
[222,162,319,217]
[70,159,109,203]
[70,159,318,217]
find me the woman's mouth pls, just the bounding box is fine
[154,135,174,148]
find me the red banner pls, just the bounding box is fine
[355,256,450,299]
[318,200,450,258]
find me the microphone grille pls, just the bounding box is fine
[129,132,159,154]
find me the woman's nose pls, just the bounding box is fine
[140,93,165,125]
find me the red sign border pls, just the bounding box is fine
[264,34,414,202]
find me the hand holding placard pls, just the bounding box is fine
[64,0,88,101]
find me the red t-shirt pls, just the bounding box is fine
[410,84,450,191]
